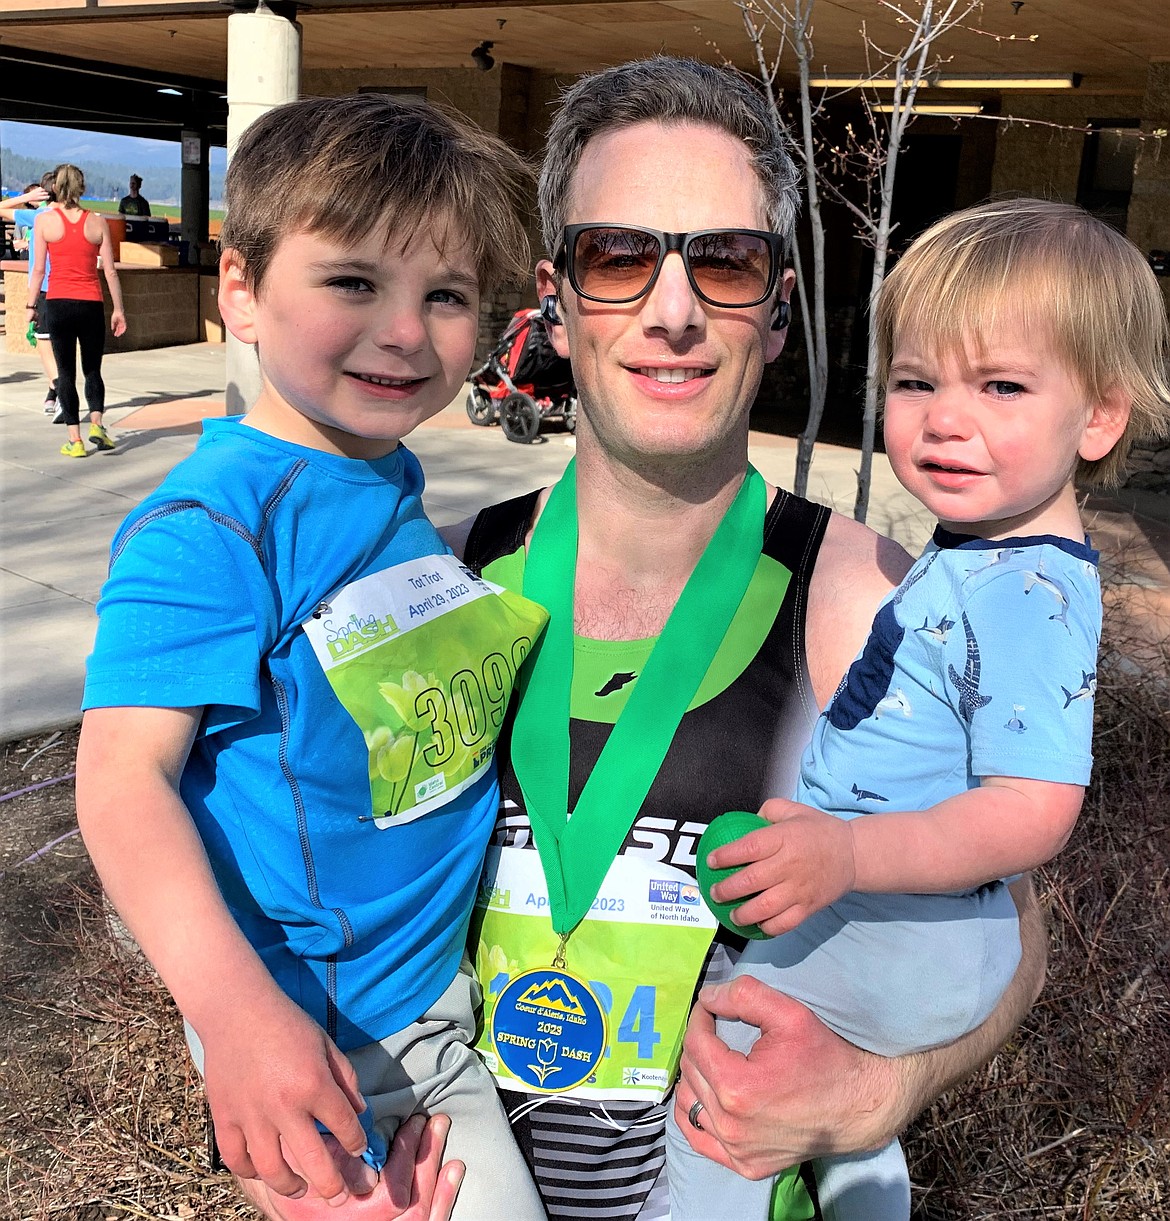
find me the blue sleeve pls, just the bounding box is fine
[943,564,1098,785]
[83,508,277,733]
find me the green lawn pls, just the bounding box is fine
[85,199,225,223]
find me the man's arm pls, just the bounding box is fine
[76,706,370,1207]
[672,874,1044,1178]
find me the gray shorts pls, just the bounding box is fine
[186,964,546,1219]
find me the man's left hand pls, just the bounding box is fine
[672,977,900,1179]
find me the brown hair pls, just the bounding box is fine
[219,93,533,295]
[52,164,84,209]
[538,56,799,259]
[876,198,1170,487]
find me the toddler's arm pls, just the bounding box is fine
[76,706,371,1207]
[709,778,1081,936]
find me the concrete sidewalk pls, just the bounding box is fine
[2,341,1167,741]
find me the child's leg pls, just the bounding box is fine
[351,963,546,1220]
[665,1101,773,1221]
[813,1143,910,1221]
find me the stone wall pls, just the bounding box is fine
[988,84,1170,494]
[4,264,216,353]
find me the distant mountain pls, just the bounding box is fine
[1,121,226,171]
[0,121,226,204]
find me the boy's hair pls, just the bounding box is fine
[877,198,1170,487]
[130,174,143,186]
[537,56,800,259]
[53,164,84,209]
[219,93,533,295]
[38,170,56,201]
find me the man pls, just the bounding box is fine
[456,56,1044,1220]
[119,174,151,216]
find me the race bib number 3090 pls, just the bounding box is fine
[302,555,547,827]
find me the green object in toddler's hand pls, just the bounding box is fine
[696,810,772,940]
[26,320,36,347]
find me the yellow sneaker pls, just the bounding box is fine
[60,440,87,458]
[89,423,116,451]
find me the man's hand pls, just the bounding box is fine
[672,977,901,1180]
[706,798,857,936]
[239,1115,465,1220]
[202,992,371,1207]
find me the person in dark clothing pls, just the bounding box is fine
[119,174,151,216]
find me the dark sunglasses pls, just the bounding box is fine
[555,223,784,308]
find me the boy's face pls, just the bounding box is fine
[219,219,481,460]
[884,321,1129,541]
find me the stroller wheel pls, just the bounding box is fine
[466,387,497,426]
[562,396,578,434]
[500,392,541,444]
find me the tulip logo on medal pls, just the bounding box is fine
[491,968,608,1092]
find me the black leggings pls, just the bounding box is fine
[44,298,106,426]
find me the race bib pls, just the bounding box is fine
[302,555,547,827]
[470,845,718,1102]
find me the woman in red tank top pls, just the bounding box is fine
[28,163,126,459]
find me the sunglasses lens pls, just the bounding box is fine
[686,232,774,306]
[571,227,662,301]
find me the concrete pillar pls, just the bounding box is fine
[180,128,210,267]
[224,1,301,413]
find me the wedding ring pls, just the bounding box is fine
[688,1099,705,1132]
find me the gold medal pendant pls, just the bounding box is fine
[491,935,608,1093]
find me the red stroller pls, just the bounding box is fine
[466,307,577,443]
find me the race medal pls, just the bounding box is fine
[490,966,608,1093]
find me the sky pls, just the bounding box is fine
[0,120,227,174]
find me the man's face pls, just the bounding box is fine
[537,121,792,469]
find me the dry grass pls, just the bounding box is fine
[904,583,1170,1218]
[1,879,250,1220]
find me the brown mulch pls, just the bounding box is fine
[903,595,1170,1217]
[1,594,1168,1219]
[0,727,250,1220]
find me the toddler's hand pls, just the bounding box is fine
[201,989,370,1207]
[706,798,857,935]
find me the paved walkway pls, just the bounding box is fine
[2,341,1167,740]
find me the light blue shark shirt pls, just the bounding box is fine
[737,529,1099,1058]
[800,527,1099,817]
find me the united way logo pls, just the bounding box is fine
[649,879,702,906]
[491,968,608,1093]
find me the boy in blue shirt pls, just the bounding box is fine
[669,199,1170,1219]
[77,94,548,1220]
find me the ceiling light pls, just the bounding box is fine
[932,74,1079,89]
[874,103,983,115]
[471,41,495,71]
[810,73,1078,90]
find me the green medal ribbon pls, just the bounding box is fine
[511,458,767,940]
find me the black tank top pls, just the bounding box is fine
[464,485,830,1221]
